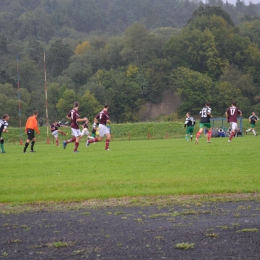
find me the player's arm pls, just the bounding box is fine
[3,127,8,133]
[34,118,40,134]
[225,111,228,120]
[76,117,88,122]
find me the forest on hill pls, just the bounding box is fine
[1,0,260,125]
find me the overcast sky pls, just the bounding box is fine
[226,0,260,4]
[203,0,260,4]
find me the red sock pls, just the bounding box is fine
[105,139,110,150]
[67,137,76,143]
[74,142,79,151]
[89,138,99,143]
[56,140,59,146]
[207,130,212,141]
[196,132,201,139]
[229,132,234,141]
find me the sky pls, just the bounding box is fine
[226,0,260,4]
[203,0,260,4]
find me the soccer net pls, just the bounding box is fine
[204,117,243,137]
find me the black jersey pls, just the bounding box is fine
[249,115,258,125]
[184,117,196,127]
[0,119,8,136]
[199,107,211,123]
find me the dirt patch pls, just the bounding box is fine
[1,198,260,259]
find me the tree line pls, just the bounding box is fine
[1,0,260,126]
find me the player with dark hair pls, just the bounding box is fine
[225,101,242,143]
[195,102,212,144]
[184,112,196,141]
[87,104,111,150]
[0,114,10,153]
[63,102,87,152]
[246,112,258,136]
[50,121,68,146]
[23,110,40,153]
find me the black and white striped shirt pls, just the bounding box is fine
[0,119,8,136]
[184,117,196,127]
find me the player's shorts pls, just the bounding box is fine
[71,128,81,137]
[250,123,255,128]
[81,128,89,136]
[98,124,110,137]
[186,126,194,135]
[27,129,35,141]
[230,122,237,130]
[199,122,211,129]
[52,130,59,138]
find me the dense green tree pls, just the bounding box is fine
[47,40,73,77]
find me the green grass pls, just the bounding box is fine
[0,134,260,204]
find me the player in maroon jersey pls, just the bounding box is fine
[50,121,68,146]
[225,101,242,143]
[87,104,111,150]
[63,102,87,152]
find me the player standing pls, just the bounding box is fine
[23,110,40,153]
[195,102,212,144]
[225,101,242,143]
[0,114,10,153]
[87,104,111,150]
[184,112,196,141]
[246,112,258,136]
[63,102,87,152]
[50,121,68,146]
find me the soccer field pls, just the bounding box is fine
[0,136,259,203]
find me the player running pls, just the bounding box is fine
[87,104,111,150]
[0,114,10,153]
[195,102,212,144]
[246,112,258,136]
[225,101,242,143]
[184,112,196,141]
[50,121,68,146]
[23,110,40,153]
[63,102,87,152]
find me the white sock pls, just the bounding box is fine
[252,130,256,136]
[246,129,251,132]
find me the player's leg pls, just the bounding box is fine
[24,130,33,152]
[246,128,252,134]
[105,132,111,150]
[228,122,237,142]
[71,129,81,152]
[58,129,67,136]
[63,128,76,149]
[251,125,257,136]
[0,137,5,153]
[30,136,36,152]
[87,126,104,146]
[195,124,204,144]
[185,127,189,141]
[190,127,194,141]
[207,126,212,143]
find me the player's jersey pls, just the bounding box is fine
[199,107,211,123]
[67,109,79,129]
[92,123,97,133]
[50,123,61,132]
[96,110,110,125]
[226,106,241,123]
[184,117,196,127]
[249,115,258,125]
[0,119,8,136]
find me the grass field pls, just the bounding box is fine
[0,134,259,204]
